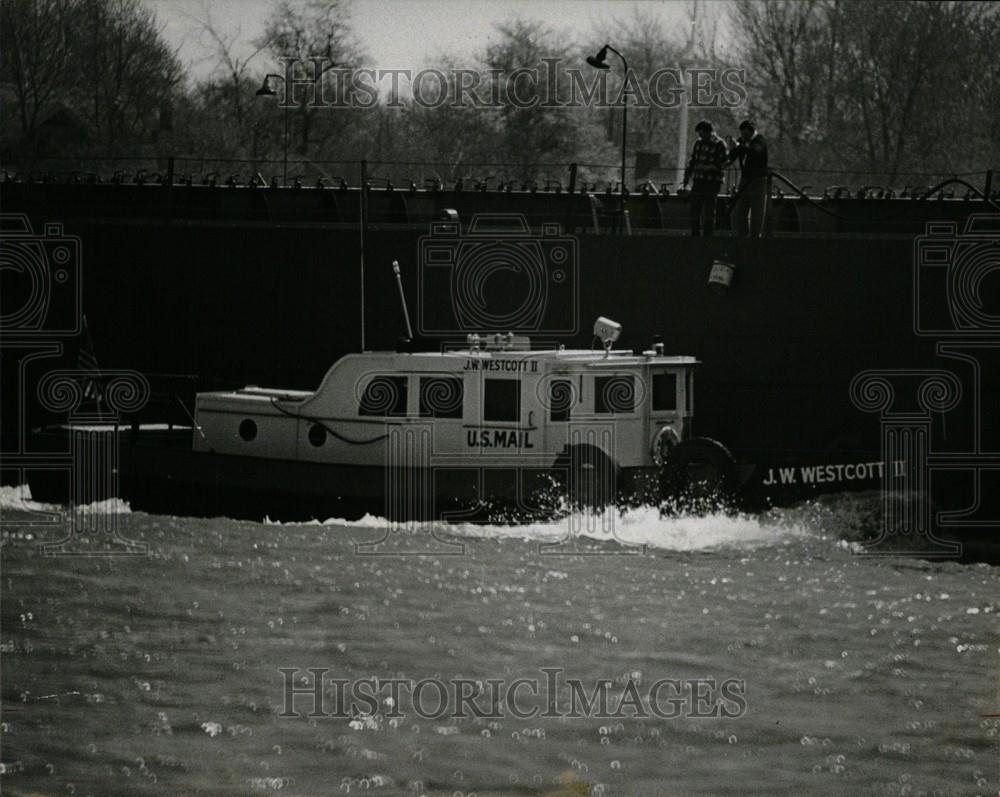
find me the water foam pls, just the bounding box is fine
[0,483,40,512]
[0,484,131,515]
[74,497,132,515]
[278,504,812,552]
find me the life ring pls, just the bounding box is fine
[552,444,619,508]
[662,437,737,499]
[650,425,681,466]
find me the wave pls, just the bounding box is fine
[3,479,894,554]
[268,503,815,552]
[0,484,131,515]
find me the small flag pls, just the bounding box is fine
[77,315,104,402]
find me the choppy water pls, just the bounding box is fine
[1,486,998,797]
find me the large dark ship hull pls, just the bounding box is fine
[2,182,998,556]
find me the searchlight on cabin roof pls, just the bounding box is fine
[594,316,621,355]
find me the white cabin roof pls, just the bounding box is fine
[197,348,699,405]
[355,348,698,367]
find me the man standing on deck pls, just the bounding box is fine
[682,120,728,236]
[727,119,769,237]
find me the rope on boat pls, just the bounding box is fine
[268,398,389,445]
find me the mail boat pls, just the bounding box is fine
[27,317,736,521]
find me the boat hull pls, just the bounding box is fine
[23,426,998,560]
[18,426,926,515]
[25,427,585,522]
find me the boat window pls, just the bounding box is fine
[652,372,677,412]
[549,378,574,422]
[359,375,408,416]
[419,376,463,418]
[595,375,635,414]
[484,379,520,422]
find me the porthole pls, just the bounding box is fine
[308,423,327,447]
[238,419,258,442]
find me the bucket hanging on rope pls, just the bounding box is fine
[708,259,736,292]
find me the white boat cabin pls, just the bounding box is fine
[192,320,698,474]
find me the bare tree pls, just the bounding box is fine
[834,0,999,179]
[257,0,368,160]
[730,0,832,153]
[393,52,499,181]
[598,3,736,186]
[730,0,1000,182]
[185,0,268,131]
[483,18,580,178]
[0,0,79,145]
[2,0,181,160]
[71,0,182,156]
[604,6,680,150]
[686,0,721,64]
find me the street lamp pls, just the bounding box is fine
[255,73,289,187]
[587,44,629,230]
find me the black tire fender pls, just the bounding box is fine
[664,437,737,497]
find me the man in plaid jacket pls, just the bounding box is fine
[683,120,728,236]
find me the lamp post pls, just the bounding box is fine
[255,74,288,187]
[587,44,629,230]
